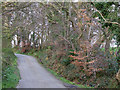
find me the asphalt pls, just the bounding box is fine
[15,54,66,88]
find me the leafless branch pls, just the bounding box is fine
[58,35,76,51]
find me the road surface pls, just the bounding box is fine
[15,54,66,88]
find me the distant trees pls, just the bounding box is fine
[3,2,119,52]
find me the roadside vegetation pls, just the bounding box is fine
[14,47,119,88]
[2,48,20,88]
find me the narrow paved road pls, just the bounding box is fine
[15,54,66,88]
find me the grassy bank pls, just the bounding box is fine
[2,48,20,88]
[47,68,92,88]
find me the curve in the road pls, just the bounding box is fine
[15,54,66,88]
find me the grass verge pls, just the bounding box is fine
[2,48,20,88]
[46,68,92,88]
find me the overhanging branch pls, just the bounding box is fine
[95,9,120,26]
